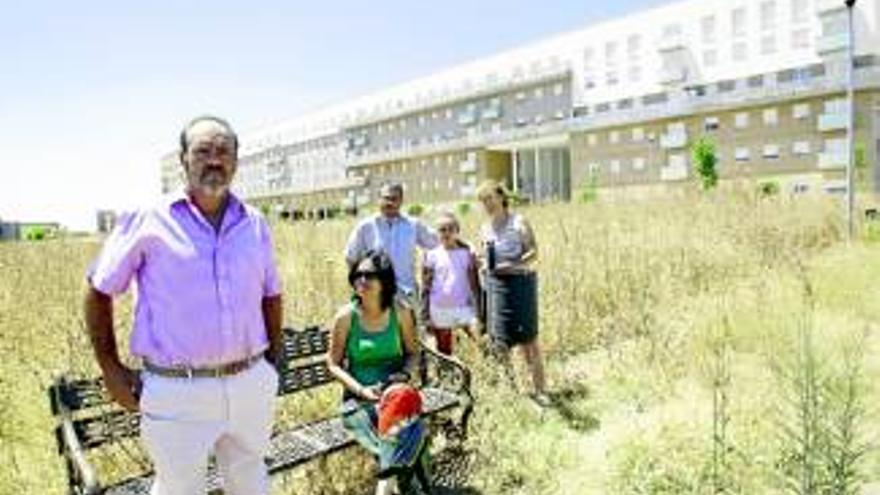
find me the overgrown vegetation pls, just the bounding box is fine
[3,192,880,494]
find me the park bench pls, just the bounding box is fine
[47,326,473,494]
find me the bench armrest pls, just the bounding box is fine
[58,413,101,495]
[419,343,473,403]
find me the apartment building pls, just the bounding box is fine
[160,0,880,216]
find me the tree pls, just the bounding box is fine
[854,143,867,186]
[578,172,599,204]
[692,137,719,191]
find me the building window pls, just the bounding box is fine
[760,1,776,30]
[761,35,777,55]
[704,49,718,67]
[735,147,751,161]
[632,127,645,142]
[732,7,747,38]
[824,98,847,115]
[516,91,527,101]
[793,141,812,155]
[534,87,544,98]
[627,34,642,59]
[822,15,847,37]
[629,66,642,82]
[610,160,622,174]
[793,103,811,119]
[701,15,717,43]
[583,47,594,67]
[718,80,737,93]
[763,144,781,159]
[553,83,564,96]
[792,28,811,50]
[735,112,750,129]
[588,162,601,175]
[587,134,598,147]
[704,116,721,131]
[791,0,808,23]
[605,41,619,66]
[663,23,682,37]
[633,157,646,171]
[732,42,748,62]
[609,130,621,144]
[825,137,847,154]
[763,108,779,126]
[606,71,619,86]
[584,75,597,90]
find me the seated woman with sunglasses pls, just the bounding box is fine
[327,250,427,495]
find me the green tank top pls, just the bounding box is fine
[346,306,405,387]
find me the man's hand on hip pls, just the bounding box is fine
[101,362,142,412]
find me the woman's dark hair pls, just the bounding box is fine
[348,250,397,310]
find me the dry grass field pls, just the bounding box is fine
[3,190,880,494]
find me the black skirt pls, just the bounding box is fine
[485,271,539,347]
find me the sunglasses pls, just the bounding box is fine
[437,225,457,233]
[351,270,380,283]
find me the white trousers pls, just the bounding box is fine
[139,358,279,495]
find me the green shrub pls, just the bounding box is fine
[758,181,780,197]
[578,174,598,204]
[406,203,425,217]
[692,137,719,191]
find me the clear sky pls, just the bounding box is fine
[0,0,673,231]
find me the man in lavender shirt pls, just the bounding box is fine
[84,115,283,495]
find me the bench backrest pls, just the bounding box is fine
[49,326,337,453]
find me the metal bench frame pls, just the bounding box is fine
[48,326,473,495]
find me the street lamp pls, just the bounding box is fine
[845,0,857,240]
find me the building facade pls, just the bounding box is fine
[161,0,880,214]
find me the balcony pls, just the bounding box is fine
[816,33,850,56]
[817,111,849,132]
[459,158,478,173]
[660,131,688,149]
[658,33,687,53]
[818,151,848,169]
[660,164,688,181]
[816,0,848,14]
[658,67,688,85]
[457,110,478,126]
[481,106,502,120]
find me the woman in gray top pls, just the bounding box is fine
[476,180,549,406]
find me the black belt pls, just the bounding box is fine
[143,354,263,379]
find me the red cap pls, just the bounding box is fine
[377,384,423,435]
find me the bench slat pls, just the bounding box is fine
[278,361,337,394]
[281,326,329,360]
[50,378,110,413]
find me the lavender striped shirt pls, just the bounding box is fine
[87,192,282,368]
